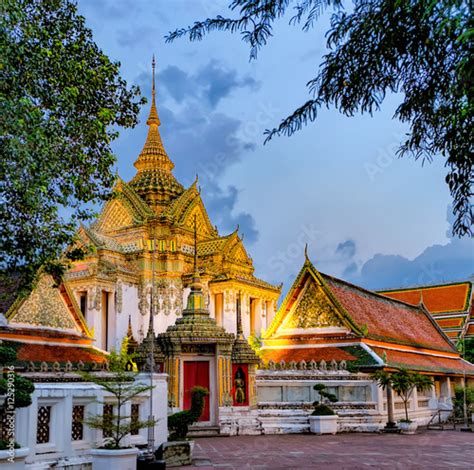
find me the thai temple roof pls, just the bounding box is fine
[262,257,474,377]
[379,281,473,341]
[129,56,184,212]
[0,272,106,369]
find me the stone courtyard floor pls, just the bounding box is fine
[187,430,474,469]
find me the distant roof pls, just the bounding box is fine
[371,346,474,376]
[379,281,472,314]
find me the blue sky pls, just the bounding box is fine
[77,0,473,293]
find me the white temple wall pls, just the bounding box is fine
[215,368,454,435]
[16,374,168,469]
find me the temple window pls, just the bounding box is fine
[130,403,140,435]
[102,404,114,438]
[79,291,87,317]
[101,291,110,351]
[249,298,257,335]
[36,405,52,444]
[158,240,166,251]
[215,293,224,326]
[71,405,85,441]
[169,240,176,252]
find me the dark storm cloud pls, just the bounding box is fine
[343,208,474,290]
[157,61,258,108]
[133,61,260,242]
[336,239,356,259]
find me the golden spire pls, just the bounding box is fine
[129,55,184,212]
[147,55,160,126]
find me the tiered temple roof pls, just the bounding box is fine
[379,281,473,342]
[262,258,474,377]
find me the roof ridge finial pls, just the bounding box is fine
[147,54,160,126]
[304,243,310,262]
[193,213,198,274]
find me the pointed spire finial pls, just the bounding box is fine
[236,290,244,339]
[304,243,309,262]
[147,54,160,126]
[193,213,198,274]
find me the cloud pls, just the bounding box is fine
[158,61,258,109]
[343,211,474,290]
[133,61,260,242]
[336,239,356,258]
[203,184,258,243]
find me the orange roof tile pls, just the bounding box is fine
[260,347,357,364]
[436,318,464,328]
[16,343,106,364]
[322,275,455,353]
[372,347,474,376]
[379,282,471,314]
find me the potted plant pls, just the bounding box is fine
[156,386,209,467]
[309,383,338,435]
[80,339,155,470]
[373,369,433,434]
[0,343,35,469]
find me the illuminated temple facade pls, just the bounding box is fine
[65,66,280,354]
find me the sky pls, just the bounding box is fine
[77,0,473,295]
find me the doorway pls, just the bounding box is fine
[183,361,210,422]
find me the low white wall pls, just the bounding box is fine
[14,373,167,468]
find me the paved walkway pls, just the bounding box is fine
[188,431,474,469]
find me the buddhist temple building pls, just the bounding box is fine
[65,58,280,356]
[254,256,474,433]
[379,281,474,343]
[2,58,474,464]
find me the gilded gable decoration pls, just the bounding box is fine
[283,281,344,329]
[9,275,81,332]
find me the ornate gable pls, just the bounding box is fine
[7,274,90,335]
[226,236,252,266]
[266,258,361,338]
[282,280,344,330]
[181,199,217,239]
[94,179,153,234]
[95,199,137,233]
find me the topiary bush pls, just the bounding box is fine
[168,386,209,440]
[311,383,337,416]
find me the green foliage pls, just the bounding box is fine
[453,385,474,419]
[461,338,474,363]
[0,439,21,450]
[0,0,145,291]
[311,383,337,416]
[79,339,154,449]
[248,333,263,358]
[168,386,209,440]
[167,0,473,236]
[0,344,35,409]
[372,368,433,422]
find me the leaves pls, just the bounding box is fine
[0,0,145,290]
[167,0,473,237]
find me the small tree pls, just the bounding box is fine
[373,369,433,423]
[311,383,338,416]
[0,344,35,449]
[80,339,155,449]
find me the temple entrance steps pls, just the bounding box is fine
[258,409,309,434]
[188,425,225,438]
[427,410,456,430]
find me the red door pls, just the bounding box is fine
[183,361,210,422]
